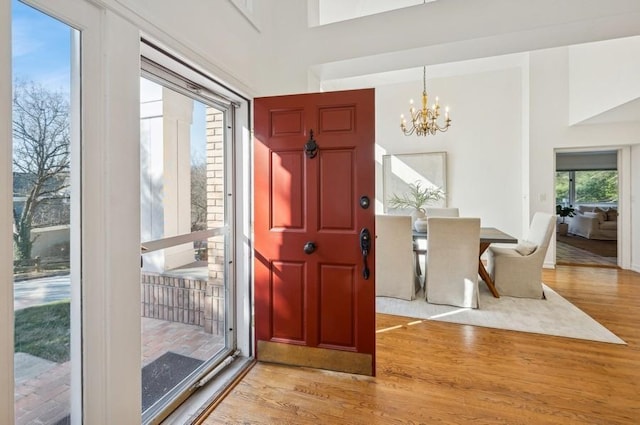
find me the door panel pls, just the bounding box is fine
[271,151,305,229]
[271,260,305,342]
[319,150,354,230]
[319,264,355,348]
[254,89,375,376]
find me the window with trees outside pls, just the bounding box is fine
[555,170,618,207]
[12,1,78,423]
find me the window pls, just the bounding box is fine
[555,170,618,207]
[12,1,79,423]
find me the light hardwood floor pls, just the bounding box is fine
[200,266,640,424]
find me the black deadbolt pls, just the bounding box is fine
[359,195,370,209]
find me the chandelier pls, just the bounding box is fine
[400,66,451,136]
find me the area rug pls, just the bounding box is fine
[556,240,617,267]
[141,351,204,411]
[556,234,617,258]
[376,284,625,344]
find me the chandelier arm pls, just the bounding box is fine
[399,65,452,137]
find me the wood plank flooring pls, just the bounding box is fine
[200,266,640,424]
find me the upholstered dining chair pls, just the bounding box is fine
[414,207,460,286]
[375,215,420,300]
[425,207,460,217]
[487,212,556,299]
[425,217,481,308]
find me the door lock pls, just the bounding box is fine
[359,195,370,209]
[303,241,317,254]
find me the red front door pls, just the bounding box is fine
[254,89,376,375]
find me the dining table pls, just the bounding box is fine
[413,227,517,298]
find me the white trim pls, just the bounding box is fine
[0,2,14,423]
[618,146,632,270]
[237,103,254,358]
[89,9,142,424]
[69,24,83,425]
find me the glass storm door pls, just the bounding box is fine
[139,60,236,423]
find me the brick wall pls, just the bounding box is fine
[141,273,225,335]
[205,107,226,334]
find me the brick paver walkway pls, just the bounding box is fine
[15,318,225,424]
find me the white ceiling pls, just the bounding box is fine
[314,1,640,127]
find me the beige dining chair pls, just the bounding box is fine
[375,215,420,300]
[415,207,460,287]
[425,217,481,308]
[487,212,556,299]
[425,207,460,217]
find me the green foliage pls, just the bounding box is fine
[555,205,575,224]
[555,172,570,204]
[388,181,445,212]
[575,171,618,203]
[14,301,70,363]
[555,170,618,206]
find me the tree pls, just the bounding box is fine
[190,160,207,231]
[575,170,618,203]
[12,81,70,261]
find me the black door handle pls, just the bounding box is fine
[304,241,316,254]
[359,228,371,280]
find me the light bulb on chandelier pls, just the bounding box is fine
[400,66,451,136]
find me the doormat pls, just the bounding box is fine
[53,416,70,425]
[142,351,204,411]
[51,351,204,422]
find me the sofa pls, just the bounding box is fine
[568,205,617,240]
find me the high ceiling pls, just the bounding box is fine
[315,0,431,26]
[311,2,640,126]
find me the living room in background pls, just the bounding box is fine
[555,150,618,266]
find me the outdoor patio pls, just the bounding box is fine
[15,317,225,425]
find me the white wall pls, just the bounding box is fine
[99,0,272,97]
[569,36,640,125]
[529,46,640,268]
[375,68,525,239]
[274,0,640,92]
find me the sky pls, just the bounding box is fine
[11,0,72,94]
[11,0,206,163]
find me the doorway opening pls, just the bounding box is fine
[555,150,618,267]
[139,42,253,424]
